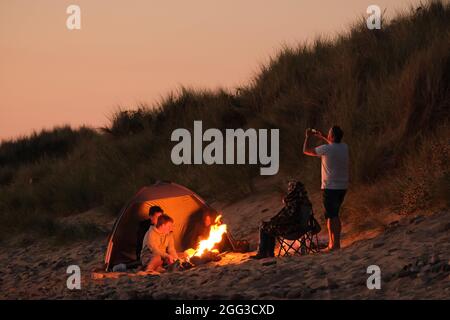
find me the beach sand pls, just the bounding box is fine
[1,188,449,300]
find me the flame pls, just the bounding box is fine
[185,215,227,258]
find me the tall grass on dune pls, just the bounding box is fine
[0,1,449,241]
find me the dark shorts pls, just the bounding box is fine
[323,189,347,219]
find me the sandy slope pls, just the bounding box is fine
[0,189,449,300]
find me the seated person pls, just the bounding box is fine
[251,180,319,259]
[180,210,215,250]
[193,211,214,244]
[141,214,178,272]
[136,205,163,260]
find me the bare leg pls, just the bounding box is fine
[326,219,333,249]
[145,255,163,272]
[329,217,341,249]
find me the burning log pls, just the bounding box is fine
[184,215,227,266]
[189,250,222,266]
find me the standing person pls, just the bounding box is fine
[141,214,179,272]
[136,206,163,260]
[303,126,349,251]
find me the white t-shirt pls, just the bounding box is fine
[315,143,349,190]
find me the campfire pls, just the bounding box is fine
[184,215,227,265]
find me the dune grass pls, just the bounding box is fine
[0,1,449,241]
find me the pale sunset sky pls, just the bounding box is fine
[0,0,423,141]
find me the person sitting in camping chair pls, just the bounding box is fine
[250,180,321,259]
[141,214,179,272]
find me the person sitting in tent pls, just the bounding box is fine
[141,214,178,272]
[250,180,320,259]
[181,210,215,250]
[136,205,163,261]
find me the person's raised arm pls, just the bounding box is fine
[303,128,318,156]
[315,130,331,144]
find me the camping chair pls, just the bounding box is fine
[276,215,321,257]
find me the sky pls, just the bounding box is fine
[0,0,424,141]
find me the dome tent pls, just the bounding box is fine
[104,181,221,271]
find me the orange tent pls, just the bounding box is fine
[104,181,219,271]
